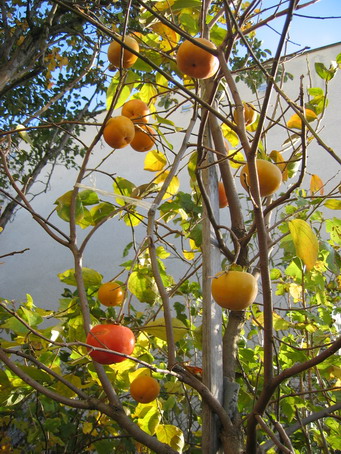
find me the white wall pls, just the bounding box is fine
[1,43,340,309]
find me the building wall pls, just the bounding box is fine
[1,42,340,309]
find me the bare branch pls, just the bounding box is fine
[261,402,341,452]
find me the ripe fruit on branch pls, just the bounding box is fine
[211,270,258,311]
[218,181,229,208]
[130,374,160,403]
[86,324,135,364]
[233,102,257,126]
[107,36,139,69]
[131,125,156,152]
[98,281,124,307]
[176,38,219,79]
[240,159,282,197]
[103,116,135,149]
[122,99,150,124]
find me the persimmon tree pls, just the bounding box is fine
[1,1,341,453]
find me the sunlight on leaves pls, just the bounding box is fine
[310,174,324,195]
[144,150,167,172]
[143,317,188,343]
[155,171,180,198]
[288,219,319,271]
[156,424,184,453]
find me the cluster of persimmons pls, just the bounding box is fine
[86,34,286,401]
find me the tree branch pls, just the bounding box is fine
[147,114,197,369]
[261,402,341,452]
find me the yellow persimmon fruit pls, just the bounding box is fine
[103,116,135,149]
[211,270,258,310]
[108,36,139,69]
[218,181,229,208]
[130,375,160,403]
[176,38,219,79]
[233,102,257,126]
[121,99,150,124]
[98,281,125,307]
[130,125,156,152]
[240,159,282,197]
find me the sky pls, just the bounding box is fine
[255,0,341,56]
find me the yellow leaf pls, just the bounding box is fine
[221,123,240,147]
[82,422,93,434]
[183,238,200,260]
[138,83,158,105]
[324,199,341,210]
[327,365,341,379]
[288,219,319,271]
[286,108,318,129]
[270,150,288,181]
[59,56,69,67]
[144,150,167,172]
[288,283,303,302]
[227,149,245,169]
[15,124,33,146]
[129,367,151,383]
[255,312,291,330]
[189,238,200,250]
[155,171,180,198]
[183,249,195,261]
[310,174,324,195]
[143,317,188,343]
[154,0,175,11]
[155,73,169,94]
[151,22,179,52]
[156,424,184,453]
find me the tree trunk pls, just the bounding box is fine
[201,147,224,453]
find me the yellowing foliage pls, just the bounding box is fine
[288,219,319,271]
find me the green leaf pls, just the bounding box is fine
[288,219,319,271]
[308,87,324,97]
[188,223,202,247]
[93,440,116,454]
[143,317,188,342]
[106,72,137,110]
[128,270,158,304]
[54,190,84,223]
[136,404,161,435]
[270,268,282,280]
[19,306,43,327]
[90,202,117,224]
[57,267,102,288]
[173,0,202,9]
[19,366,52,385]
[273,313,291,331]
[326,218,341,245]
[324,199,341,210]
[0,369,11,387]
[54,374,83,398]
[0,317,29,335]
[315,62,337,81]
[78,189,99,205]
[336,52,341,68]
[156,424,185,453]
[113,177,135,205]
